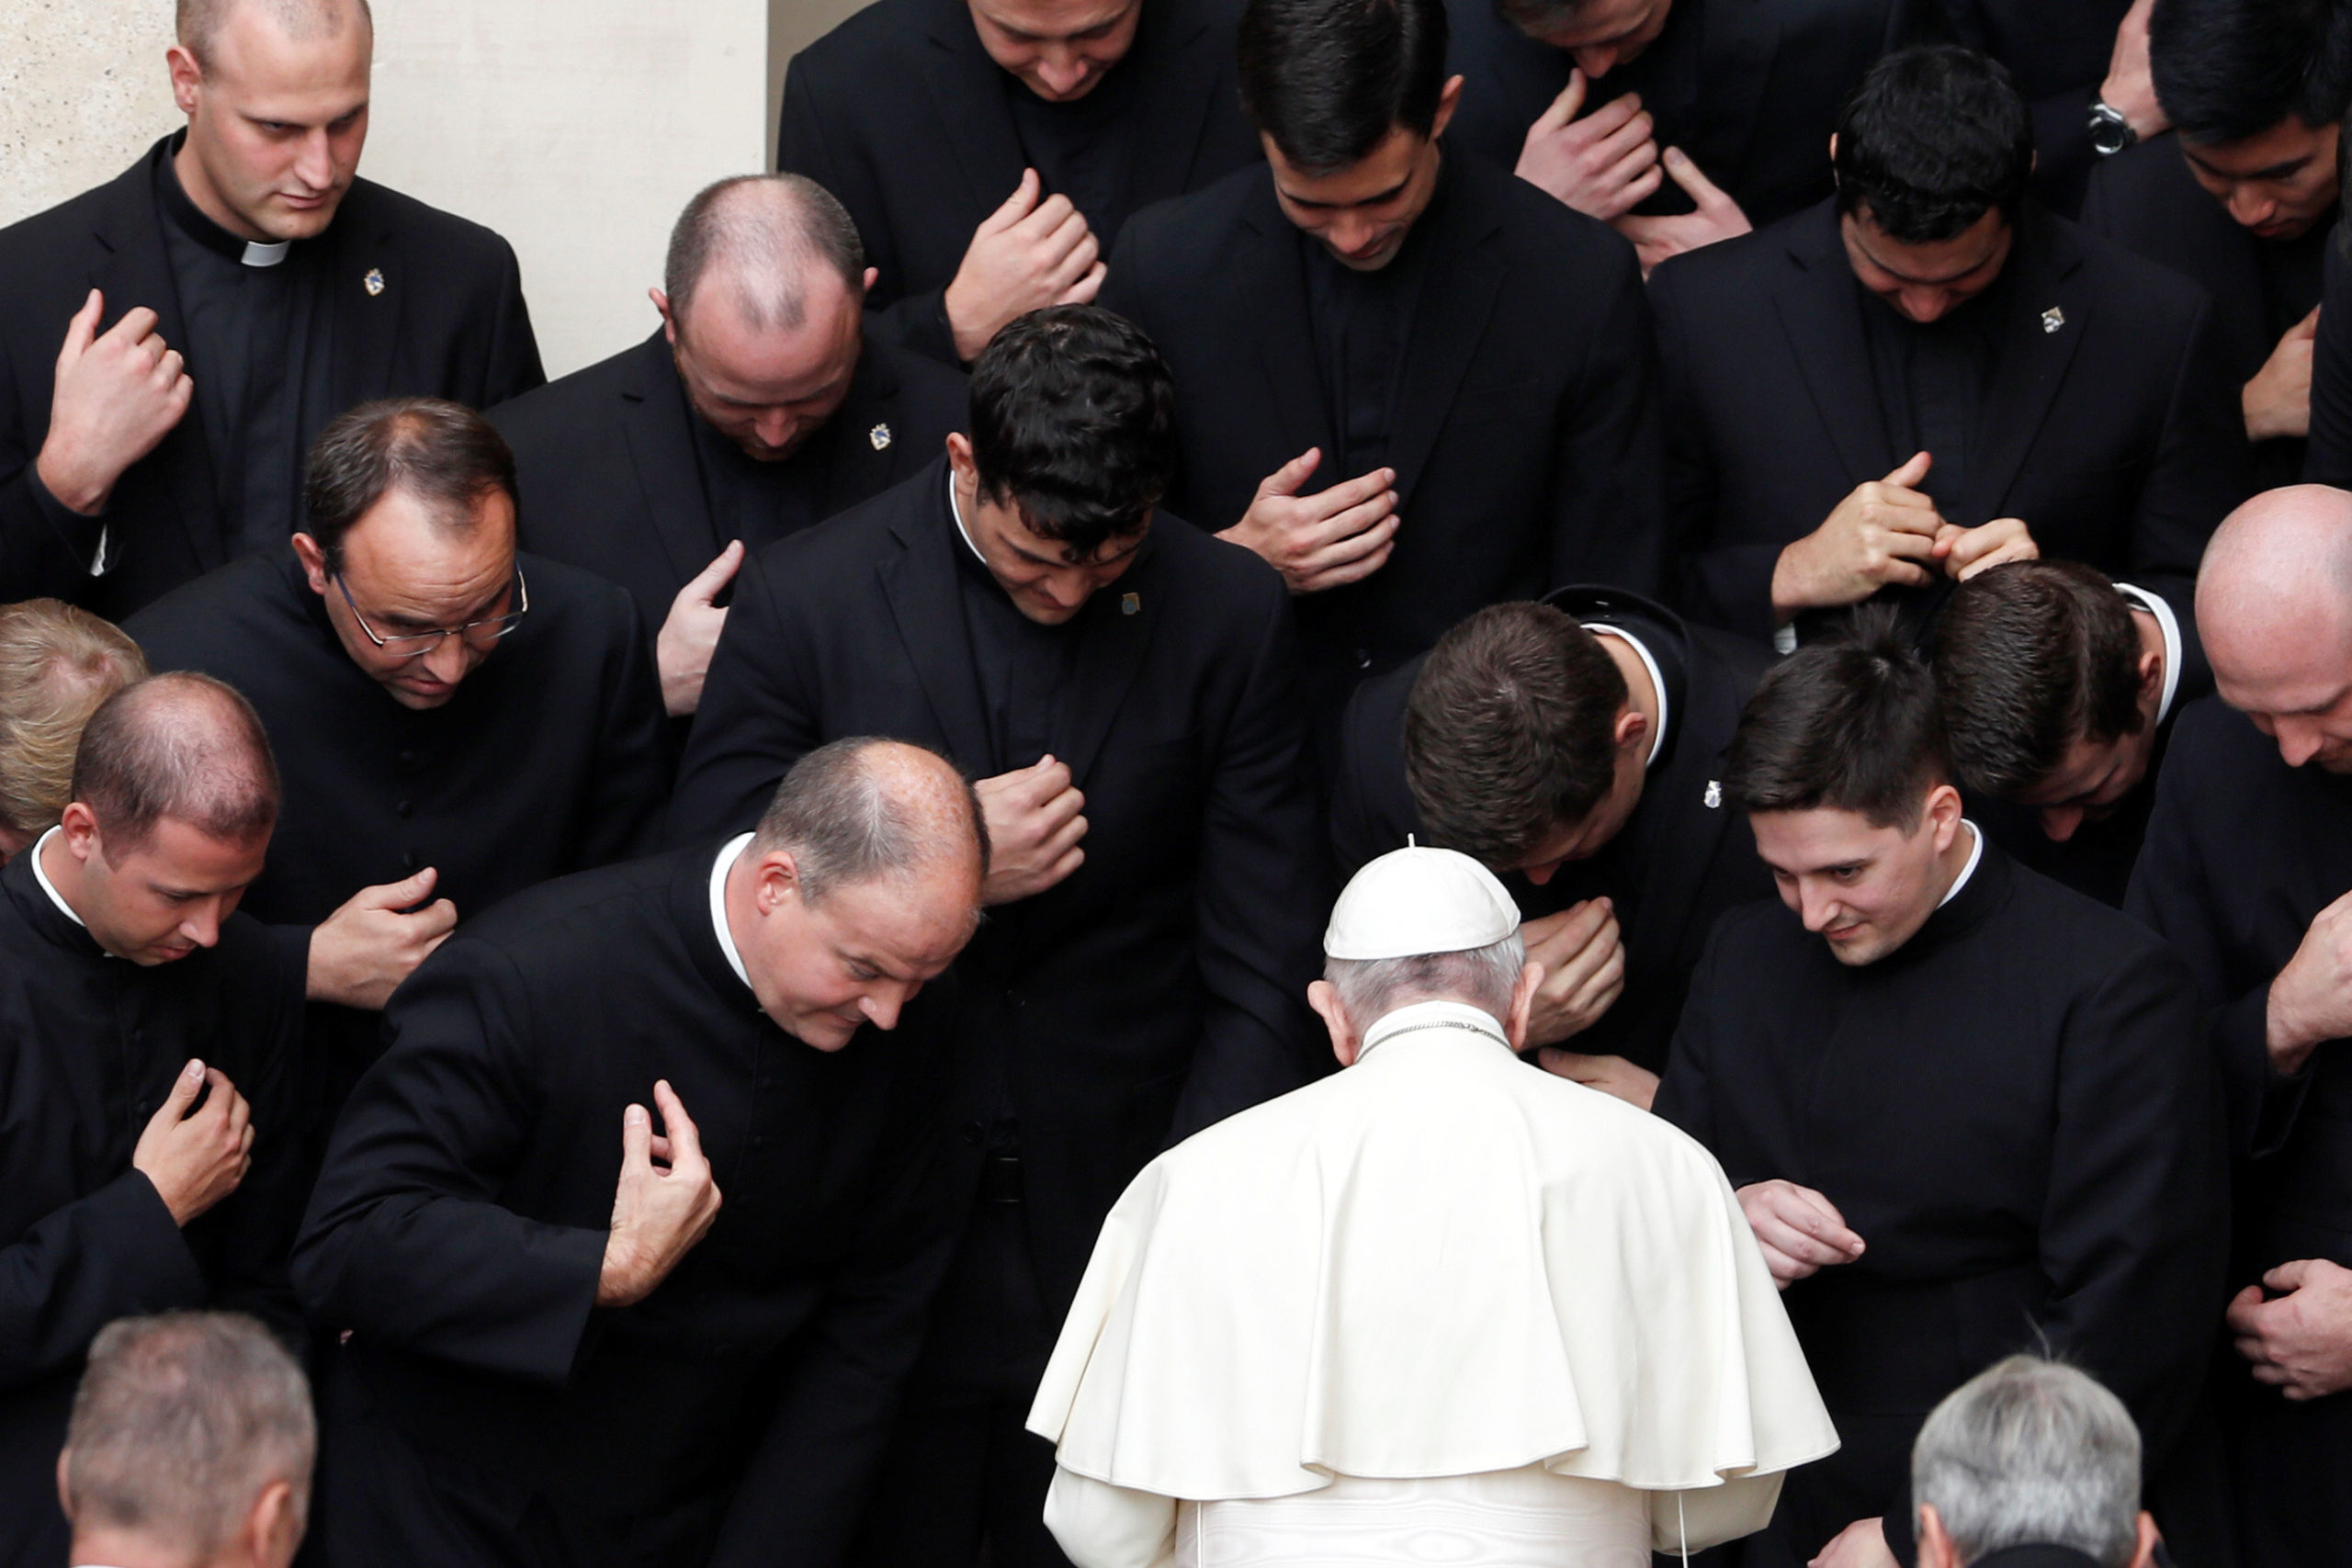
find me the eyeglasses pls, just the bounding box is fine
[333,567,529,660]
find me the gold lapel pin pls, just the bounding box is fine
[2040,306,2064,333]
[1121,592,1140,615]
[363,267,386,298]
[869,423,892,451]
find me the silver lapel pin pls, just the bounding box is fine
[363,267,386,298]
[2040,305,2064,333]
[868,422,892,451]
[1703,780,1723,809]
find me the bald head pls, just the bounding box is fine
[74,674,281,856]
[177,0,371,66]
[752,738,988,903]
[2199,485,2352,770]
[664,175,867,334]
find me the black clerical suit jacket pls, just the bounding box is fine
[1942,0,2132,217]
[1653,199,2253,641]
[776,0,1260,367]
[490,329,968,650]
[293,847,960,1568]
[1099,154,1664,703]
[1658,843,2227,1565]
[667,461,1327,1314]
[2310,226,2352,487]
[1443,0,1942,231]
[0,137,543,619]
[2083,136,2329,489]
[1329,586,1772,1073]
[0,851,308,1568]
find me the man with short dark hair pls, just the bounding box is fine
[1656,616,2226,1568]
[60,1311,315,1568]
[778,0,1261,368]
[128,398,666,1117]
[1654,44,2250,646]
[492,175,967,720]
[671,305,1325,1568]
[2126,485,2352,1566]
[0,674,309,1568]
[1100,0,1660,731]
[1442,0,1944,271]
[1933,559,2208,906]
[298,738,988,1568]
[2081,0,2348,487]
[1329,587,1771,1101]
[0,0,542,617]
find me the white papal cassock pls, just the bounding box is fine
[1026,998,1838,1568]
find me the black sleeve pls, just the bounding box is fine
[478,235,547,406]
[1650,922,1725,1155]
[1547,236,1666,598]
[669,547,825,843]
[577,590,670,867]
[291,938,606,1386]
[1328,691,1407,882]
[0,1172,204,1394]
[2132,291,2255,584]
[2308,225,2352,487]
[1169,570,1329,1139]
[0,316,101,602]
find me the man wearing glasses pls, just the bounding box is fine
[127,397,668,1126]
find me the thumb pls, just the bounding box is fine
[1000,168,1042,220]
[2296,305,2322,339]
[621,1103,651,1170]
[1540,68,1588,130]
[1261,446,1322,499]
[64,289,102,357]
[355,867,436,911]
[1885,449,1932,489]
[685,540,746,605]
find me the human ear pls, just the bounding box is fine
[1308,979,1358,1066]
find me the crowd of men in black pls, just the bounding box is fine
[6,0,2352,1562]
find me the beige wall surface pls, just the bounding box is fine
[0,0,840,379]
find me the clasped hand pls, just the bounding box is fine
[132,1058,254,1227]
[1221,447,1399,594]
[1736,1179,1864,1289]
[944,170,1105,364]
[2229,1259,2352,1401]
[598,1080,724,1309]
[976,755,1088,906]
[1771,451,2038,623]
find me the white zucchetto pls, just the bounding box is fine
[1322,843,1519,960]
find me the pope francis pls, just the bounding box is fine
[1027,846,1837,1567]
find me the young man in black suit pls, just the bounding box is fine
[0,0,542,619]
[1652,45,2250,648]
[777,0,1261,368]
[1932,559,2207,907]
[2127,485,2352,1568]
[1329,587,1771,1102]
[2083,0,2348,488]
[1100,0,1661,732]
[1442,0,1944,271]
[492,175,966,720]
[669,306,1326,1568]
[1657,615,2226,1568]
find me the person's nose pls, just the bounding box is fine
[2278,717,2328,769]
[754,408,799,449]
[1900,287,1954,324]
[2040,805,2086,843]
[293,129,335,193]
[1572,44,1619,77]
[1798,886,1842,934]
[1329,213,1380,258]
[1035,48,1089,97]
[421,636,470,687]
[181,902,225,951]
[861,983,908,1032]
[1522,857,1563,886]
[2227,184,2278,231]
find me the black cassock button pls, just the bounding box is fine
[401,850,418,870]
[395,800,413,818]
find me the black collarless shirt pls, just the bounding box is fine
[153,137,338,558]
[1004,53,1145,244]
[948,489,1082,776]
[1298,161,1447,482]
[681,371,835,554]
[1855,256,2020,517]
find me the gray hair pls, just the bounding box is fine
[177,0,371,65]
[752,737,989,903]
[1912,1355,2142,1567]
[664,175,867,333]
[64,1313,315,1554]
[1324,930,1526,1028]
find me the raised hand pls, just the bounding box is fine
[1514,73,1662,221]
[131,1059,254,1226]
[597,1080,723,1309]
[1519,899,1625,1047]
[2265,886,2352,1076]
[1736,1179,1865,1289]
[1770,450,1945,621]
[1614,148,1754,276]
[944,170,1105,364]
[656,540,746,717]
[1218,447,1399,594]
[37,289,194,515]
[1936,515,2039,581]
[2099,0,2171,143]
[307,867,459,1010]
[975,754,1088,906]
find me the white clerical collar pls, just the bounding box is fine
[2114,582,2184,726]
[1358,998,1513,1059]
[28,825,88,931]
[1588,623,1668,768]
[243,238,290,267]
[1936,819,1984,909]
[946,469,988,566]
[709,833,754,988]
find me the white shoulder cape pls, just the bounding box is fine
[1028,1007,1837,1506]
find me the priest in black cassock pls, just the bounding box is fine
[777,0,1261,368]
[1656,615,2227,1568]
[127,399,666,1116]
[295,739,987,1568]
[2127,485,2352,1568]
[1329,587,1771,1102]
[0,0,542,619]
[669,305,1326,1568]
[0,673,307,1568]
[1098,0,1663,733]
[1932,559,2207,908]
[491,174,967,722]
